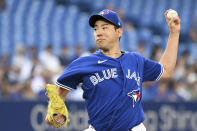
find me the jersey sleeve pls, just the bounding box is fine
[142,57,164,82]
[56,59,83,91]
[133,53,164,82]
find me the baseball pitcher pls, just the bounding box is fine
[45,9,181,131]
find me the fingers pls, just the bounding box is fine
[164,9,173,23]
[164,9,181,29]
[164,9,181,26]
[45,116,52,125]
[164,9,180,23]
[169,16,181,27]
[45,113,66,126]
[53,114,66,124]
[173,17,181,25]
[164,9,170,20]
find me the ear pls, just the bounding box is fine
[117,28,123,38]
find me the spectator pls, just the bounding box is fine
[174,80,192,101]
[0,82,10,100]
[72,44,83,60]
[30,56,47,99]
[142,82,159,101]
[136,41,146,57]
[189,14,197,43]
[10,44,31,83]
[0,0,6,11]
[81,46,97,57]
[150,44,163,61]
[28,45,38,60]
[188,14,197,65]
[156,80,183,102]
[39,44,62,74]
[172,50,190,81]
[9,80,23,101]
[21,80,37,100]
[186,60,197,85]
[191,81,197,100]
[58,45,71,67]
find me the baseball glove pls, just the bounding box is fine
[45,84,70,128]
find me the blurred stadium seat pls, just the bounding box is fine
[0,0,196,56]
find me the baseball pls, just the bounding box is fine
[167,10,178,19]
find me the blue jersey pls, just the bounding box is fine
[56,50,163,131]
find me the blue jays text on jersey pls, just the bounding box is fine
[56,50,164,131]
[89,68,140,86]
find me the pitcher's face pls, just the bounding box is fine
[93,20,122,51]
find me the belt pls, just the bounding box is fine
[86,123,146,131]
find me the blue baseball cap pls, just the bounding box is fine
[89,9,123,28]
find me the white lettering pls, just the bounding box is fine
[111,68,118,78]
[126,69,141,86]
[30,104,47,131]
[159,105,176,130]
[126,69,131,78]
[89,68,118,86]
[130,71,137,80]
[103,69,111,79]
[90,76,98,86]
[144,111,158,131]
[137,73,140,86]
[191,112,197,130]
[95,73,104,82]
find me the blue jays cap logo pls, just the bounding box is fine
[99,10,109,16]
[127,88,141,108]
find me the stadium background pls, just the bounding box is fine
[0,0,197,131]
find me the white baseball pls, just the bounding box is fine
[167,10,178,19]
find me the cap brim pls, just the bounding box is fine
[89,15,106,27]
